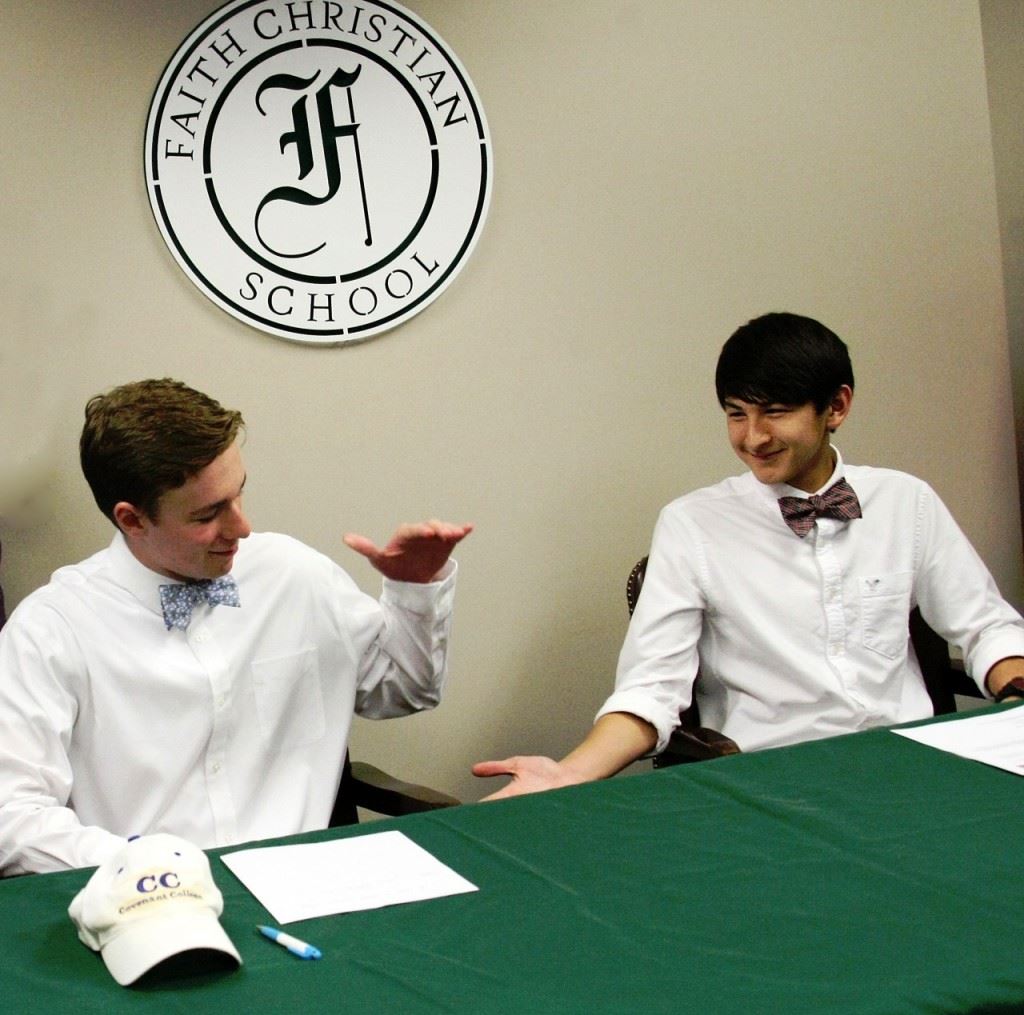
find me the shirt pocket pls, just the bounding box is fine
[251,646,326,747]
[859,572,913,660]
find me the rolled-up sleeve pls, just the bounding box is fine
[596,511,704,753]
[914,486,1024,695]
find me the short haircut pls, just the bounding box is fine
[715,312,855,412]
[80,379,244,523]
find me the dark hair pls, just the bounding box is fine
[80,379,244,523]
[715,312,854,412]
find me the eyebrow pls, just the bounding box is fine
[188,474,247,520]
[723,398,789,411]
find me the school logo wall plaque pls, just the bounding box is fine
[145,0,491,345]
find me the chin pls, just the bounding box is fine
[748,463,789,485]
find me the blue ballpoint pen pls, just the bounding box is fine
[257,924,323,960]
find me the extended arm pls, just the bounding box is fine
[472,712,657,801]
[474,509,704,800]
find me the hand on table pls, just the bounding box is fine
[471,756,583,801]
[343,520,473,584]
[473,715,658,801]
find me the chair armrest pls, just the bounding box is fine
[652,727,741,768]
[349,761,460,816]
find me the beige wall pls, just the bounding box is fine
[1,1,1020,803]
[981,0,1024,532]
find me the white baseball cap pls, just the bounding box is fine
[68,833,242,986]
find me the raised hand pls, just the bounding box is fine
[343,519,473,584]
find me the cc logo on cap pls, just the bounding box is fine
[136,871,181,893]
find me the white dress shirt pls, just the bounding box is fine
[599,450,1024,753]
[0,531,457,875]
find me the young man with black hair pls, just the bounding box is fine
[475,313,1024,798]
[0,379,472,874]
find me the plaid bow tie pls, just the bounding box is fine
[158,575,241,631]
[778,478,862,538]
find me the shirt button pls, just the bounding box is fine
[211,762,222,774]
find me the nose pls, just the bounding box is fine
[744,414,771,450]
[223,499,252,541]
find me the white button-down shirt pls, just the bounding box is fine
[599,451,1024,753]
[0,531,457,875]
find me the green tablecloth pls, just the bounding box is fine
[4,710,1024,1014]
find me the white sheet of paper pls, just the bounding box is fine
[892,706,1024,775]
[221,830,478,924]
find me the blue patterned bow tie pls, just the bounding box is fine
[158,576,241,631]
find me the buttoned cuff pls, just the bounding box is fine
[380,559,457,615]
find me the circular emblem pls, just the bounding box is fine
[145,0,491,345]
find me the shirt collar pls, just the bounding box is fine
[106,530,174,618]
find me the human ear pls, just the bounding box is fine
[112,501,147,536]
[825,385,853,433]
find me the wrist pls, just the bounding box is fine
[557,754,603,786]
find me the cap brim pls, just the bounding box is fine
[101,910,242,987]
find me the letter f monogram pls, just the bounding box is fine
[254,66,372,258]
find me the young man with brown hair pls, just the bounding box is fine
[0,378,471,875]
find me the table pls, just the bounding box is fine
[4,708,1024,1014]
